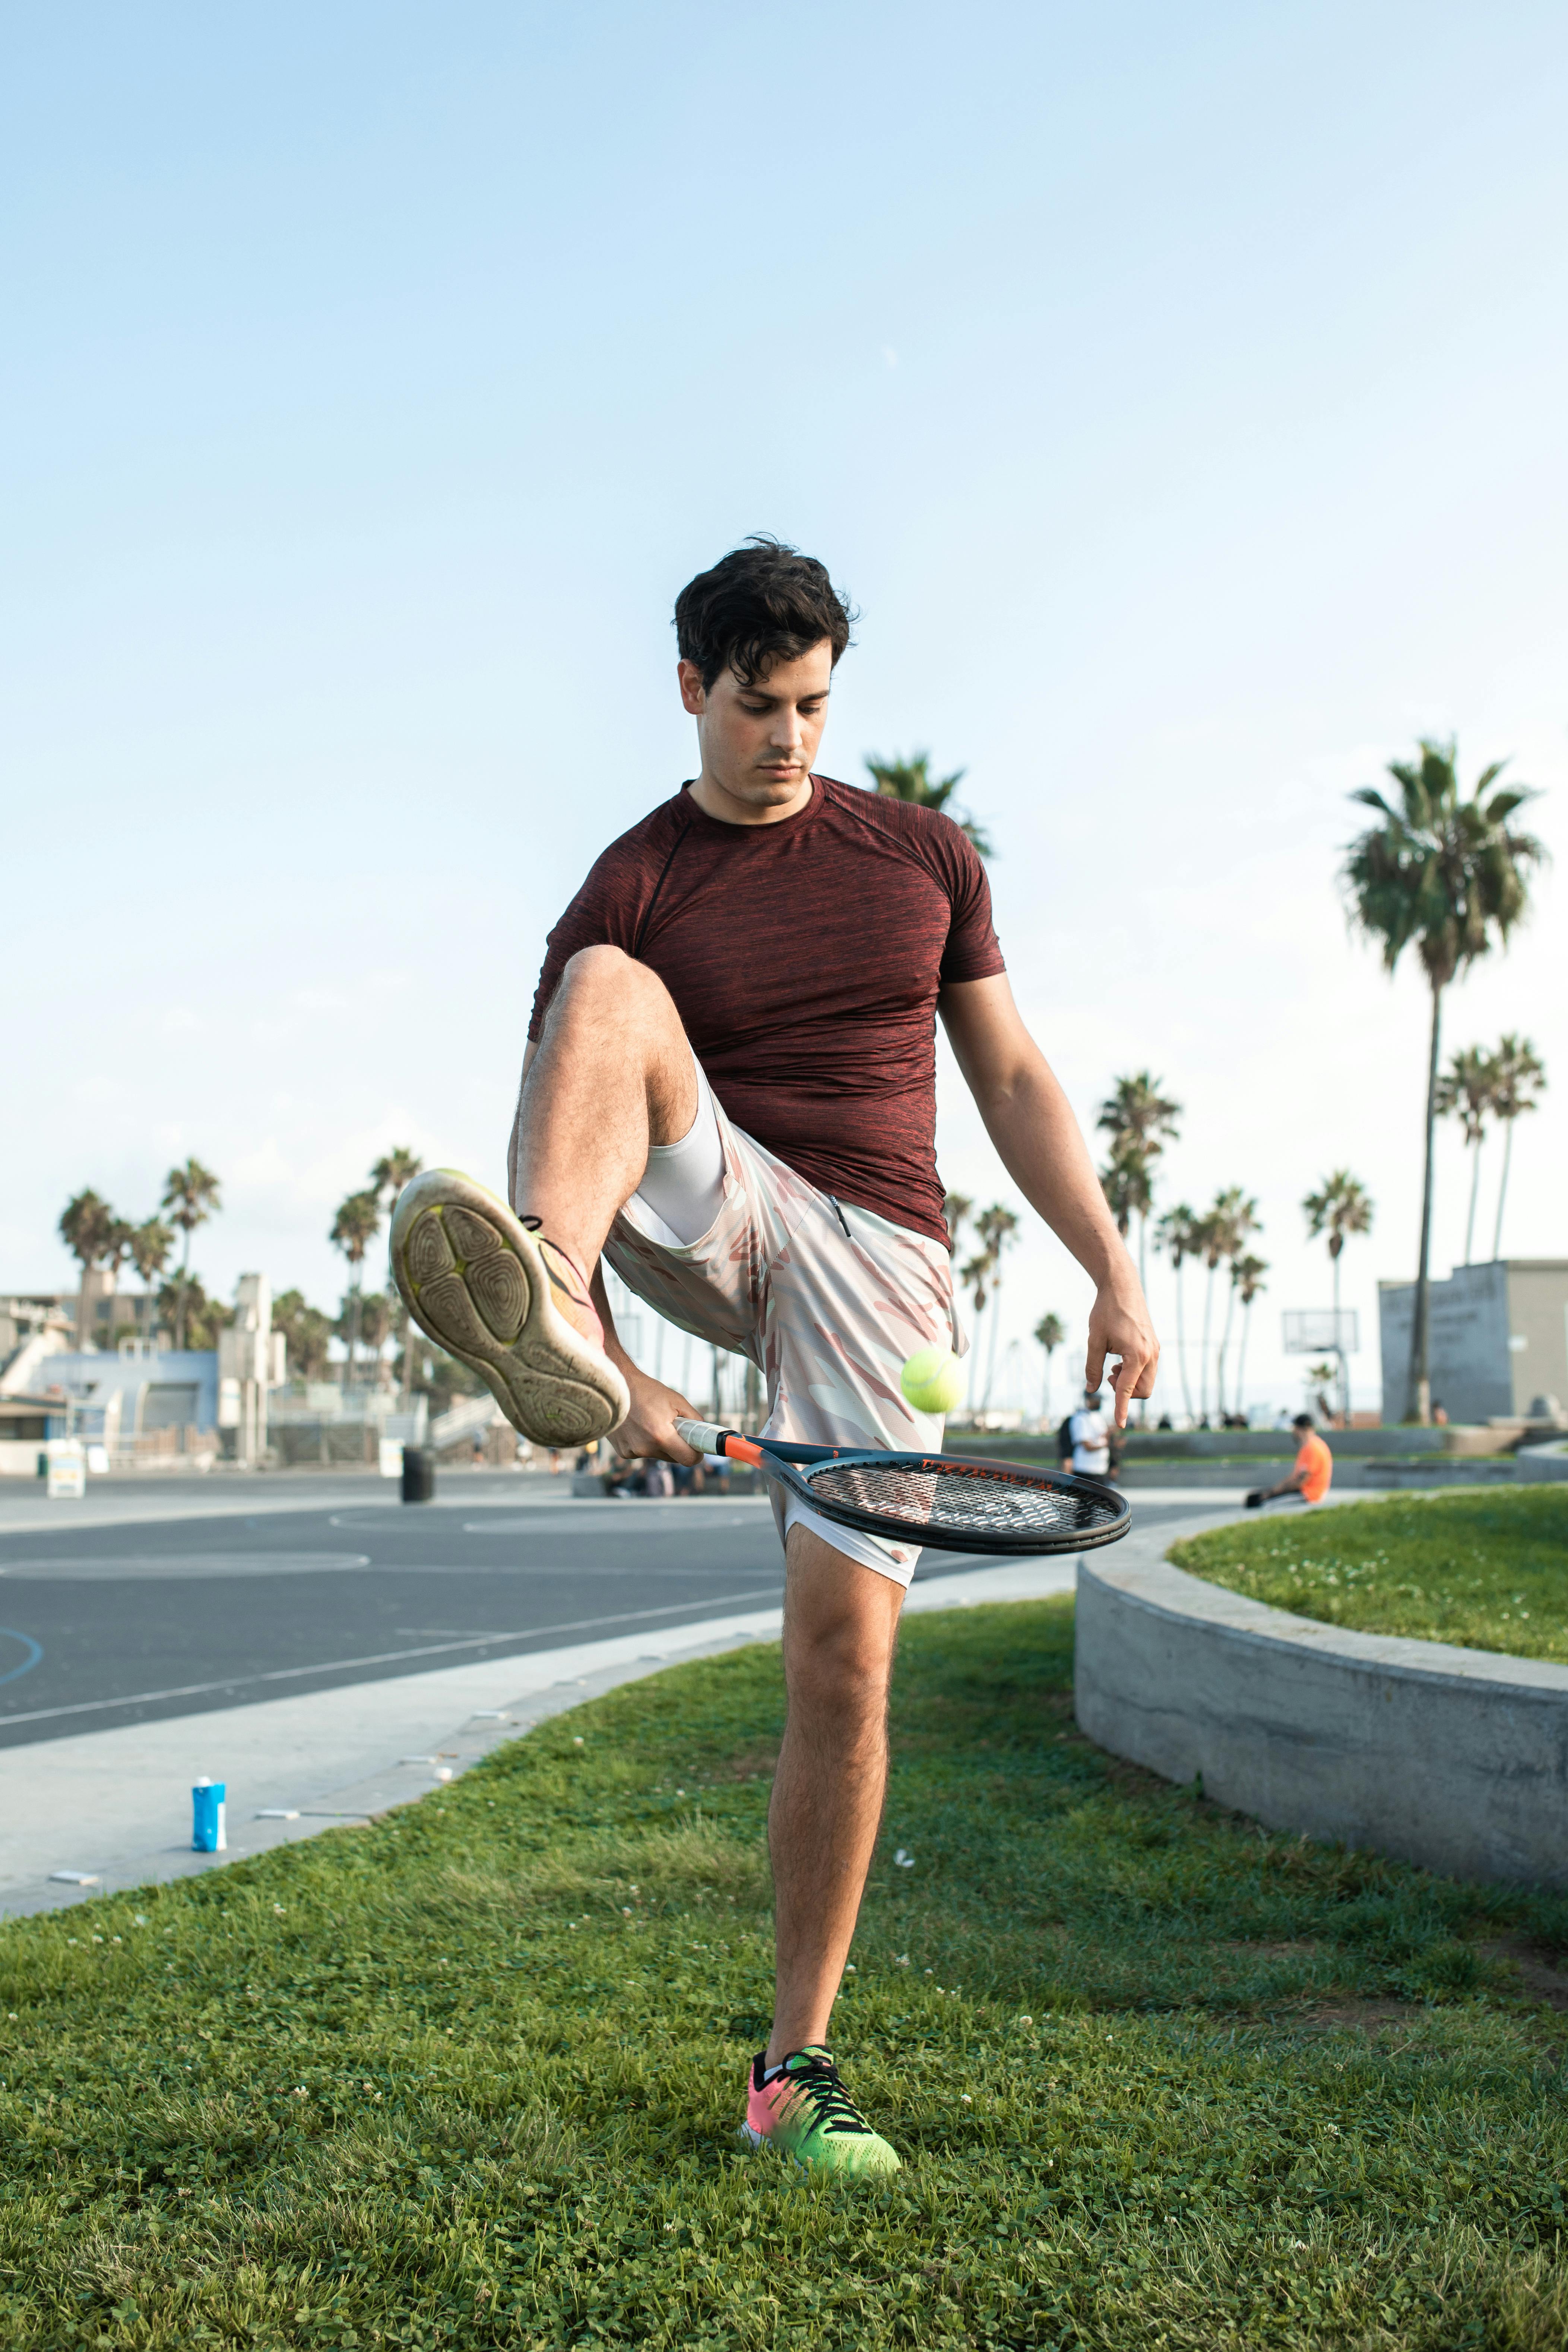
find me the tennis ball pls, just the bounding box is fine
[900,1345,965,1415]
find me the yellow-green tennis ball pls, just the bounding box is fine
[900,1346,964,1415]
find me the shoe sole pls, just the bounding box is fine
[389,1169,629,1448]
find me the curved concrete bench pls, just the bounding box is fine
[1074,1538,1568,1886]
[1518,1439,1568,1483]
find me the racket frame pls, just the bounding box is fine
[673,1418,1128,1556]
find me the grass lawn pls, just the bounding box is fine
[4,1597,1568,2350]
[1169,1489,1568,1665]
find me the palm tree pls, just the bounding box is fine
[372,1148,424,1397]
[1190,1211,1223,1422]
[1306,1361,1340,1423]
[1209,1188,1260,1420]
[1096,1073,1180,1289]
[330,1189,383,1388]
[356,1290,393,1372]
[127,1217,175,1343]
[1302,1170,1374,1418]
[58,1189,117,1348]
[1230,1255,1268,1424]
[1154,1204,1198,1424]
[972,1203,1020,1410]
[1342,739,1544,1421]
[943,1192,974,1254]
[1033,1312,1065,1424]
[1434,1048,1495,1266]
[864,753,993,859]
[1489,1034,1546,1260]
[1099,1140,1151,1250]
[161,1158,222,1352]
[272,1289,333,1382]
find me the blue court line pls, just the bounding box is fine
[0,1631,43,1688]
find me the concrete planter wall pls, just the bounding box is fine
[1074,1539,1568,1886]
[1518,1440,1568,1484]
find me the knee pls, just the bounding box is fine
[788,1617,892,1721]
[558,943,643,1003]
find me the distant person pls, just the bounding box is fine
[1432,1400,1449,1426]
[1245,1414,1332,1509]
[1063,1386,1112,1478]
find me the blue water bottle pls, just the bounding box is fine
[192,1776,227,1852]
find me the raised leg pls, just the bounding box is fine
[766,1526,905,2064]
[507,944,697,1271]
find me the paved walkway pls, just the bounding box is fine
[0,1553,1083,1918]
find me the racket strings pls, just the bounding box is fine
[802,1459,1119,1536]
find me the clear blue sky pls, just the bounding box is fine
[7,3,1566,1415]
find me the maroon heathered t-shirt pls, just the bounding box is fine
[528,776,1005,1245]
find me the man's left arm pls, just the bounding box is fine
[938,974,1158,1425]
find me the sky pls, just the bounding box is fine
[6,1,1566,1421]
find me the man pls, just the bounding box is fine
[1246,1414,1333,1509]
[391,538,1158,2176]
[1060,1385,1112,1478]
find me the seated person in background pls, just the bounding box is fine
[1245,1414,1333,1509]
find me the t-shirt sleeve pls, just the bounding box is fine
[935,822,1006,984]
[528,841,652,1041]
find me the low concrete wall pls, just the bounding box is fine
[1074,1532,1568,1886]
[1518,1440,1568,1484]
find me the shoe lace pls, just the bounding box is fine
[782,2050,871,2136]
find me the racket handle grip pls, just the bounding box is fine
[673,1417,764,1467]
[674,1417,729,1455]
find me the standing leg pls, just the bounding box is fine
[766,1527,904,2061]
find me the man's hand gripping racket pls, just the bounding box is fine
[674,1419,1129,1556]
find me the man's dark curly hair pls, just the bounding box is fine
[674,535,856,691]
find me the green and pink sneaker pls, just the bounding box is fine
[743,2046,901,2178]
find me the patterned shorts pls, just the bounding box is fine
[602,1091,965,1588]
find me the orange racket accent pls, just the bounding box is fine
[723,1433,764,1467]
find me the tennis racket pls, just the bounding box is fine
[673,1419,1128,1556]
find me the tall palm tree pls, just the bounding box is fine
[1209,1188,1260,1420]
[161,1158,222,1353]
[1190,1210,1223,1423]
[128,1217,175,1343]
[1033,1312,1065,1424]
[372,1147,424,1398]
[943,1192,974,1253]
[272,1289,333,1382]
[330,1190,383,1389]
[1302,1169,1374,1418]
[1154,1204,1198,1424]
[1230,1255,1268,1424]
[1434,1047,1495,1266]
[864,753,993,859]
[1489,1034,1546,1261]
[1342,739,1543,1421]
[972,1203,1020,1410]
[1096,1073,1180,1289]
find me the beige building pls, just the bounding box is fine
[1378,1260,1568,1425]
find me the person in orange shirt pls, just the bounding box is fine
[1245,1413,1333,1508]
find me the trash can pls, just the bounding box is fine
[401,1445,436,1504]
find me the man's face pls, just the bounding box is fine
[678,640,833,810]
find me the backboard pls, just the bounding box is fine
[1282,1309,1359,1355]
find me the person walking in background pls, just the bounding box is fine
[1060,1386,1112,1478]
[1245,1414,1333,1508]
